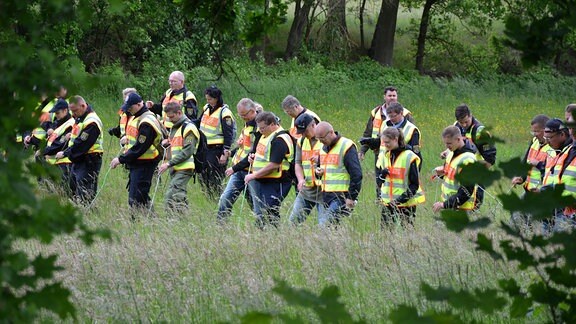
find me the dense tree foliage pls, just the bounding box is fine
[0,0,111,320]
[4,0,575,76]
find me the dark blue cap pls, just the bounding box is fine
[121,93,143,112]
[49,98,69,113]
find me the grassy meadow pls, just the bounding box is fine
[27,61,575,322]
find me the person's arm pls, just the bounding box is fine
[294,143,306,186]
[63,123,100,161]
[232,131,262,172]
[360,115,375,154]
[169,127,198,167]
[475,127,496,166]
[221,113,235,150]
[149,95,166,116]
[232,156,250,172]
[44,127,73,156]
[395,159,419,204]
[409,129,423,169]
[118,124,157,164]
[343,145,363,201]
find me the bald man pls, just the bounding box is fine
[146,70,198,129]
[315,122,363,225]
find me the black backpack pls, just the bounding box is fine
[183,119,208,176]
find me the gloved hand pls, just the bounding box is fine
[376,168,389,188]
[359,137,380,150]
[108,127,119,137]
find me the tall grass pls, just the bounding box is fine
[32,60,572,321]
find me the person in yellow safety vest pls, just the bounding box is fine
[359,86,415,160]
[42,99,75,197]
[549,114,576,231]
[377,127,425,228]
[432,126,477,213]
[244,112,294,228]
[289,113,326,224]
[146,71,198,130]
[157,102,199,214]
[537,118,573,232]
[512,115,551,192]
[108,88,138,153]
[281,95,321,140]
[111,93,164,211]
[555,114,576,230]
[24,86,68,149]
[199,85,236,201]
[444,104,497,210]
[377,102,422,161]
[315,122,363,226]
[55,95,103,205]
[217,98,261,222]
[359,86,414,200]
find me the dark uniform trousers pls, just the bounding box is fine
[252,180,292,228]
[128,162,158,209]
[200,145,226,200]
[72,154,102,204]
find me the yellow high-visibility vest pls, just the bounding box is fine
[370,106,412,139]
[524,137,551,191]
[441,150,477,210]
[252,128,293,179]
[320,137,355,192]
[161,89,197,129]
[376,120,420,169]
[232,122,256,168]
[125,111,163,160]
[380,149,425,207]
[299,137,323,188]
[200,105,234,145]
[542,145,570,187]
[169,121,199,171]
[68,111,104,154]
[45,117,75,164]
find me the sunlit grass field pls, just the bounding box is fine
[29,61,573,322]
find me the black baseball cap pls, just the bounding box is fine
[121,93,143,112]
[295,114,314,134]
[49,98,69,113]
[544,118,567,133]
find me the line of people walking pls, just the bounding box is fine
[24,79,575,231]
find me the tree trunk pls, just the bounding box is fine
[322,0,348,53]
[285,0,314,60]
[359,0,368,51]
[369,0,399,66]
[415,0,438,74]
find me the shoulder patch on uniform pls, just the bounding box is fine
[224,117,233,126]
[138,135,147,143]
[80,132,89,141]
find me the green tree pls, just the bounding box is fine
[502,0,576,73]
[404,0,505,74]
[0,0,111,320]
